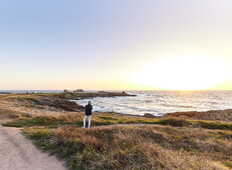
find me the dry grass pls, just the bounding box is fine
[0,108,29,122]
[166,110,232,122]
[24,125,232,170]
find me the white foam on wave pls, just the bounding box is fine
[74,91,232,116]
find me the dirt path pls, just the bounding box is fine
[0,125,66,170]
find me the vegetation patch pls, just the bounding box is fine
[156,118,191,127]
[196,120,232,130]
[23,125,232,170]
[166,110,232,122]
[99,116,119,121]
[3,116,79,127]
[0,108,28,120]
[4,113,232,132]
[224,161,232,168]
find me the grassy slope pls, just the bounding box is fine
[23,125,232,170]
[1,93,232,169]
[0,108,28,121]
[3,112,232,131]
[165,110,232,122]
[4,112,232,170]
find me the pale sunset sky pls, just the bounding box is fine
[1,0,232,90]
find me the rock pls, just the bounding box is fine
[52,99,84,111]
[73,89,84,93]
[64,89,71,93]
[144,113,156,118]
[0,92,11,94]
[33,97,84,112]
[98,91,107,93]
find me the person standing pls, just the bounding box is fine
[83,101,93,128]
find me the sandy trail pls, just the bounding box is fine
[0,125,66,170]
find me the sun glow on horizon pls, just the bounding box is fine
[133,56,230,90]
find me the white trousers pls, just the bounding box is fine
[83,115,92,128]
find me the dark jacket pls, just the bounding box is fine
[85,104,93,116]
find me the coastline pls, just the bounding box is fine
[1,91,232,121]
[72,90,232,118]
[1,91,232,128]
[1,92,232,169]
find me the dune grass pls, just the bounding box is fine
[23,125,232,170]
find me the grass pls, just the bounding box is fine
[166,109,232,122]
[23,125,232,170]
[0,108,29,120]
[3,117,77,128]
[4,113,232,131]
[196,120,232,130]
[4,111,232,169]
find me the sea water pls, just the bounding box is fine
[74,91,232,116]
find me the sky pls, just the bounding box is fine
[1,0,232,90]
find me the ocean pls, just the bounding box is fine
[74,91,232,116]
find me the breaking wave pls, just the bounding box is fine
[74,91,232,116]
